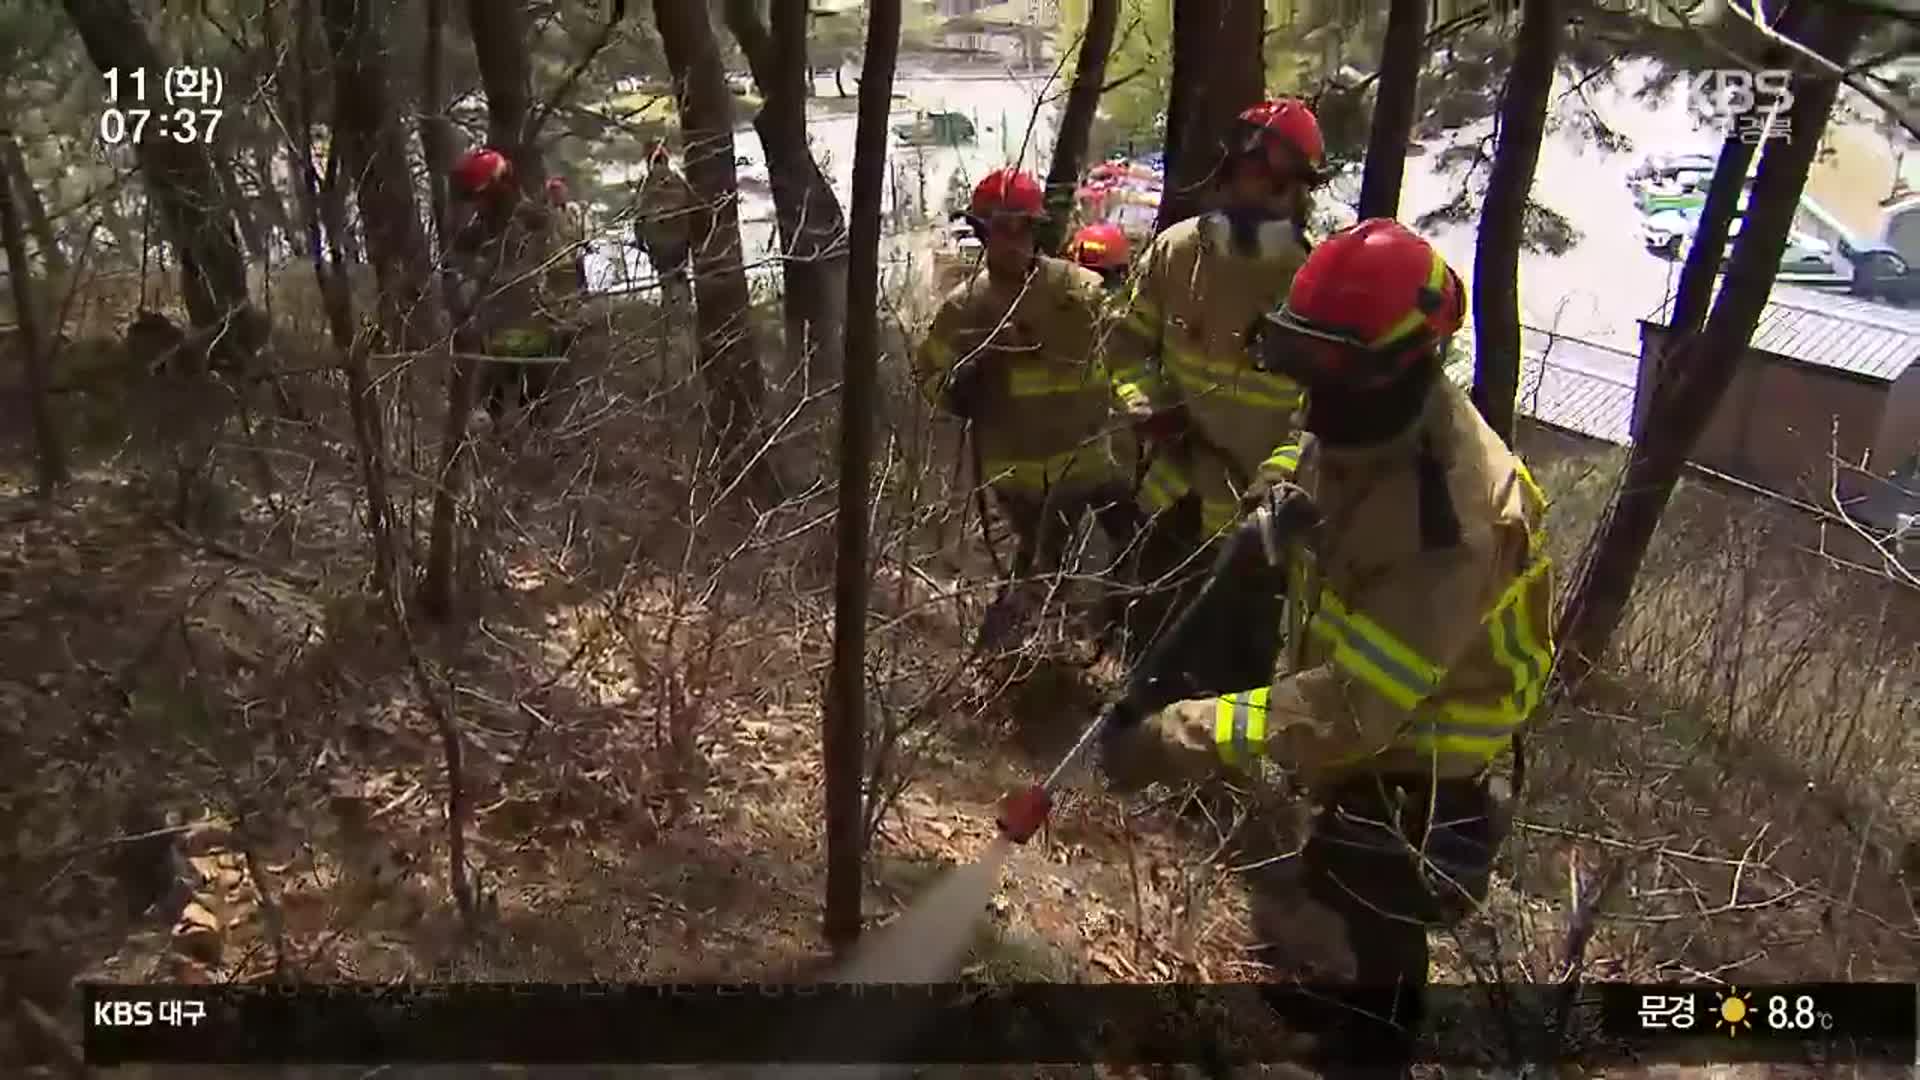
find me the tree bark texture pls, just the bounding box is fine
[1552,6,1867,691]
[1469,0,1562,445]
[723,0,850,394]
[466,0,546,194]
[64,0,259,371]
[1356,0,1428,220]
[655,0,767,471]
[1038,0,1119,254]
[0,153,68,496]
[826,0,902,956]
[419,0,455,269]
[321,0,437,352]
[0,132,68,279]
[1155,0,1264,233]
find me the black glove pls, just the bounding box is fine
[945,357,991,420]
[1248,480,1321,572]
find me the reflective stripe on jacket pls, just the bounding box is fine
[914,256,1123,493]
[452,203,558,353]
[1160,380,1557,789]
[1102,216,1309,523]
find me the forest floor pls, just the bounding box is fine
[2,327,1918,1078]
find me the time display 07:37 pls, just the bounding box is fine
[99,106,224,146]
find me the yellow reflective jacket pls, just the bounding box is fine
[1149,380,1556,790]
[914,256,1122,493]
[451,202,559,357]
[1106,215,1310,534]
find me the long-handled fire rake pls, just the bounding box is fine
[994,487,1319,843]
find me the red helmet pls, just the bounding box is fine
[970,168,1045,219]
[453,147,513,198]
[1231,98,1326,179]
[1253,219,1464,388]
[1067,222,1130,271]
[545,177,570,205]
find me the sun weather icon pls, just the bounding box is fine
[1715,988,1753,1036]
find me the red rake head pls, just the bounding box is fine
[996,784,1053,844]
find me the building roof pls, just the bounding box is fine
[1447,327,1638,445]
[1645,284,1920,383]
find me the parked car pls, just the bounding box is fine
[1637,170,1760,217]
[1641,208,1836,275]
[1627,151,1718,192]
[1847,244,1920,305]
[892,111,976,147]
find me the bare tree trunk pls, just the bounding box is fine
[655,0,767,481]
[322,0,437,352]
[1554,7,1867,691]
[418,0,456,274]
[1038,0,1119,254]
[220,163,268,263]
[1155,0,1263,232]
[272,0,397,593]
[64,0,260,371]
[825,0,902,957]
[1469,0,1561,444]
[723,0,849,395]
[1356,0,1428,220]
[422,0,545,620]
[0,132,68,280]
[1670,3,1811,333]
[0,157,68,497]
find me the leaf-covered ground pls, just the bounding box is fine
[2,360,1917,1079]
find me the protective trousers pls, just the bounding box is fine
[1121,494,1283,692]
[1249,774,1502,1079]
[982,484,1142,650]
[482,362,558,429]
[996,483,1141,581]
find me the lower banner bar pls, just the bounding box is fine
[81,981,1918,1066]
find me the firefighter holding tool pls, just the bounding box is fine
[1105,97,1325,688]
[915,168,1142,648]
[448,146,570,433]
[1099,220,1557,1078]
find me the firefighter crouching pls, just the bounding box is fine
[1101,220,1556,1079]
[915,168,1142,646]
[448,146,574,432]
[1106,97,1326,689]
[636,140,695,300]
[1066,221,1132,293]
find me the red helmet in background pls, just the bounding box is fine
[969,168,1045,220]
[1253,219,1464,389]
[546,177,570,205]
[453,147,514,198]
[1230,98,1326,182]
[1067,222,1130,272]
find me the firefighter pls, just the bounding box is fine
[1101,219,1557,1079]
[1105,97,1325,689]
[448,146,569,433]
[1066,221,1131,292]
[916,167,1141,647]
[546,176,589,295]
[635,140,695,300]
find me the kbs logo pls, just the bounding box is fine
[1687,70,1795,143]
[91,998,207,1027]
